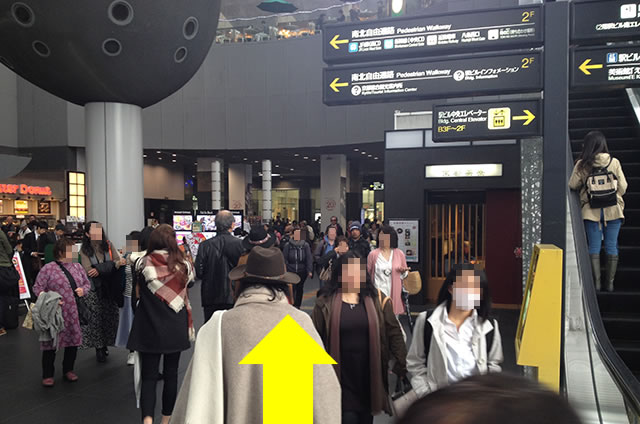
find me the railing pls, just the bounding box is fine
[566,146,640,422]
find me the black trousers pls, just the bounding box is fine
[140,352,181,419]
[342,410,373,424]
[42,347,78,378]
[293,271,309,309]
[203,303,234,323]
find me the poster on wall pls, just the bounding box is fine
[389,219,420,263]
[14,200,29,214]
[12,252,31,301]
[38,201,51,214]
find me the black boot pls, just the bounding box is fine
[590,254,601,291]
[96,348,106,363]
[605,255,619,292]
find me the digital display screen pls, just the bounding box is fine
[173,212,193,232]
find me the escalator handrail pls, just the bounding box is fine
[568,153,640,414]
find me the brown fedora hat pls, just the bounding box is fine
[229,246,300,285]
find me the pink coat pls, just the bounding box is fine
[367,248,407,315]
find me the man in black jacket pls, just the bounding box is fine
[195,210,245,323]
[348,223,371,259]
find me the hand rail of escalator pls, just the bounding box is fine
[568,161,640,415]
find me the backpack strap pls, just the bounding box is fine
[423,311,433,366]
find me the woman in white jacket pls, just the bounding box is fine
[407,263,503,397]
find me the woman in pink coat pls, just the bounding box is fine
[367,225,410,316]
[34,238,91,387]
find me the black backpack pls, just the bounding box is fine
[585,158,618,209]
[422,311,495,365]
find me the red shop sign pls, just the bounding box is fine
[0,184,52,196]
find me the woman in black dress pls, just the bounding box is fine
[312,251,407,424]
[128,224,195,424]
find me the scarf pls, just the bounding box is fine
[141,250,195,341]
[329,293,385,415]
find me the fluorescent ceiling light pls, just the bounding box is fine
[425,164,503,178]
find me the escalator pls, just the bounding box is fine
[564,89,640,423]
[569,90,640,380]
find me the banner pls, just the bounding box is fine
[12,252,31,300]
[389,219,420,263]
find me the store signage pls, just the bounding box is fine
[425,164,503,178]
[433,100,542,142]
[38,201,51,214]
[0,184,52,196]
[14,200,29,213]
[571,46,640,88]
[389,219,419,263]
[323,5,542,64]
[371,182,385,191]
[572,0,640,42]
[324,51,542,106]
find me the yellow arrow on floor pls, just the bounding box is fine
[240,315,337,424]
[330,78,349,93]
[579,59,603,75]
[513,109,536,126]
[330,34,349,50]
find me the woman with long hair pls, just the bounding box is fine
[79,221,125,363]
[368,225,410,316]
[312,251,407,424]
[406,263,503,398]
[569,131,628,291]
[127,224,195,424]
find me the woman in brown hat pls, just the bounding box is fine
[171,246,341,424]
[312,250,408,424]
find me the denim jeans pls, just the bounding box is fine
[584,211,622,255]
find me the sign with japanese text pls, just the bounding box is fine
[433,100,542,142]
[323,5,542,64]
[389,219,419,263]
[572,0,640,42]
[323,51,542,106]
[571,46,640,88]
[12,252,31,301]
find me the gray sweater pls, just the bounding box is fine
[33,291,65,346]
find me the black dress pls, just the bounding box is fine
[127,277,190,354]
[340,301,371,413]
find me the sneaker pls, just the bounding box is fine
[127,352,135,366]
[64,372,78,382]
[42,378,55,387]
[0,328,6,337]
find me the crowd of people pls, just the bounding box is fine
[0,210,582,423]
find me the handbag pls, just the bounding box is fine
[389,377,418,418]
[22,302,35,330]
[56,261,92,326]
[403,271,422,296]
[318,259,333,281]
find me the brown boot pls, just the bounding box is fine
[590,254,601,291]
[605,255,619,292]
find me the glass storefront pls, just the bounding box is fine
[251,188,300,222]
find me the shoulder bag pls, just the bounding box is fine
[56,262,92,326]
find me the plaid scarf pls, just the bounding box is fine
[141,250,195,341]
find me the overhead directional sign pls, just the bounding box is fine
[323,5,543,64]
[572,0,640,42]
[433,100,542,142]
[323,51,542,106]
[572,46,640,88]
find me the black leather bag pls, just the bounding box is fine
[56,262,92,326]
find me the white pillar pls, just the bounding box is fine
[85,102,144,250]
[262,160,272,223]
[211,159,222,210]
[321,154,347,233]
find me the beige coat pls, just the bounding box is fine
[569,153,628,222]
[170,286,341,424]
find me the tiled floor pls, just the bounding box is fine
[0,277,521,423]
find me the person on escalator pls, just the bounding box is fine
[569,131,628,292]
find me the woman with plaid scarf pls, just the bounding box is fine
[127,224,195,424]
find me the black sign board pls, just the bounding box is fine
[433,100,542,142]
[572,46,640,88]
[323,51,542,106]
[323,6,543,64]
[572,0,640,43]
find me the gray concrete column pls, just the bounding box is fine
[321,154,347,233]
[228,164,251,212]
[211,159,223,210]
[262,160,272,223]
[85,102,144,250]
